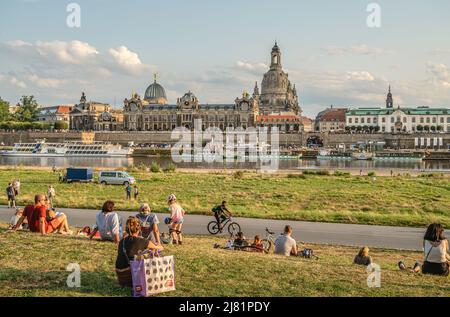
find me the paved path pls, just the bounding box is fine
[0,206,425,251]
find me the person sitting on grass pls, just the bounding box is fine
[90,200,123,244]
[274,225,298,256]
[421,223,449,276]
[233,232,248,248]
[9,208,26,230]
[251,235,264,253]
[353,247,373,266]
[28,193,72,235]
[136,203,161,245]
[115,216,164,287]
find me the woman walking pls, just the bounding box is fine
[167,194,185,245]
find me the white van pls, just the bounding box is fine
[99,171,136,185]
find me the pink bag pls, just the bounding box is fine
[131,254,176,297]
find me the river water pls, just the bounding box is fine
[1,156,449,172]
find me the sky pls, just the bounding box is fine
[0,0,450,118]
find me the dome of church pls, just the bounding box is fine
[144,79,167,105]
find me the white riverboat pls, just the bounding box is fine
[0,140,133,158]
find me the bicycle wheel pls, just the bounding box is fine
[227,222,241,235]
[207,221,220,235]
[261,239,273,253]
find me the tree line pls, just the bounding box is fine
[0,96,68,131]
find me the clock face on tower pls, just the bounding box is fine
[184,101,190,106]
[241,102,249,111]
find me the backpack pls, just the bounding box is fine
[300,248,318,259]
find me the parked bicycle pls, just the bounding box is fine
[207,216,241,235]
[261,227,276,252]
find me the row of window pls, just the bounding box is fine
[348,116,450,124]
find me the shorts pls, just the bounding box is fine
[46,214,65,233]
[422,261,449,276]
[8,195,15,201]
[173,218,184,225]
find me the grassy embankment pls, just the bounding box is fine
[0,167,449,227]
[0,224,448,297]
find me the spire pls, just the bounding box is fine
[153,72,158,83]
[253,81,259,96]
[386,84,393,108]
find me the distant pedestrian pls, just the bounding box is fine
[125,184,132,200]
[390,170,394,177]
[134,185,139,200]
[12,179,20,197]
[6,183,16,208]
[359,169,362,176]
[47,185,56,208]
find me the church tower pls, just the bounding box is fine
[386,85,393,108]
[270,41,282,69]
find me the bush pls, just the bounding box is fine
[303,170,330,176]
[54,121,69,130]
[334,171,351,177]
[164,163,177,173]
[368,171,376,177]
[150,162,161,173]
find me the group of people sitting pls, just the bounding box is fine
[11,193,72,235]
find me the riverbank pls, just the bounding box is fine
[0,224,448,297]
[0,167,449,227]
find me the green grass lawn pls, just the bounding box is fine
[1,167,449,227]
[0,224,448,297]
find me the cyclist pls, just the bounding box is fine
[211,200,232,230]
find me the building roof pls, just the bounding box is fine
[55,105,73,114]
[300,116,313,124]
[347,107,450,116]
[318,108,347,122]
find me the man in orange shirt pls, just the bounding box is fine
[33,193,72,235]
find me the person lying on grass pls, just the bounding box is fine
[90,200,123,244]
[115,216,164,287]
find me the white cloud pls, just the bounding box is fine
[35,40,99,64]
[6,40,32,48]
[426,62,450,88]
[322,44,386,56]
[108,46,151,75]
[27,74,65,88]
[10,76,27,88]
[346,71,375,82]
[236,61,268,73]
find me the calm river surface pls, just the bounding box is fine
[1,156,449,172]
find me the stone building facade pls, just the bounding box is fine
[70,93,123,131]
[123,43,303,132]
[346,88,450,133]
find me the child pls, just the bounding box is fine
[9,208,26,230]
[251,235,264,253]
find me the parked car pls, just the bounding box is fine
[64,168,94,183]
[98,171,136,186]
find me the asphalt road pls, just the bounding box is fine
[0,205,425,251]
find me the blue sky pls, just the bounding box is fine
[1,0,450,117]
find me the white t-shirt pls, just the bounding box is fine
[169,203,185,223]
[274,234,297,256]
[95,211,123,241]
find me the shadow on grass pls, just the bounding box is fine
[0,267,131,297]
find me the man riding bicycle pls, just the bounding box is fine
[211,201,232,230]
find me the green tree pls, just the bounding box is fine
[0,97,10,122]
[14,95,39,122]
[54,121,69,130]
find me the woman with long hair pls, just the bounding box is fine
[115,216,163,287]
[422,223,449,276]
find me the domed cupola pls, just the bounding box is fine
[144,74,168,105]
